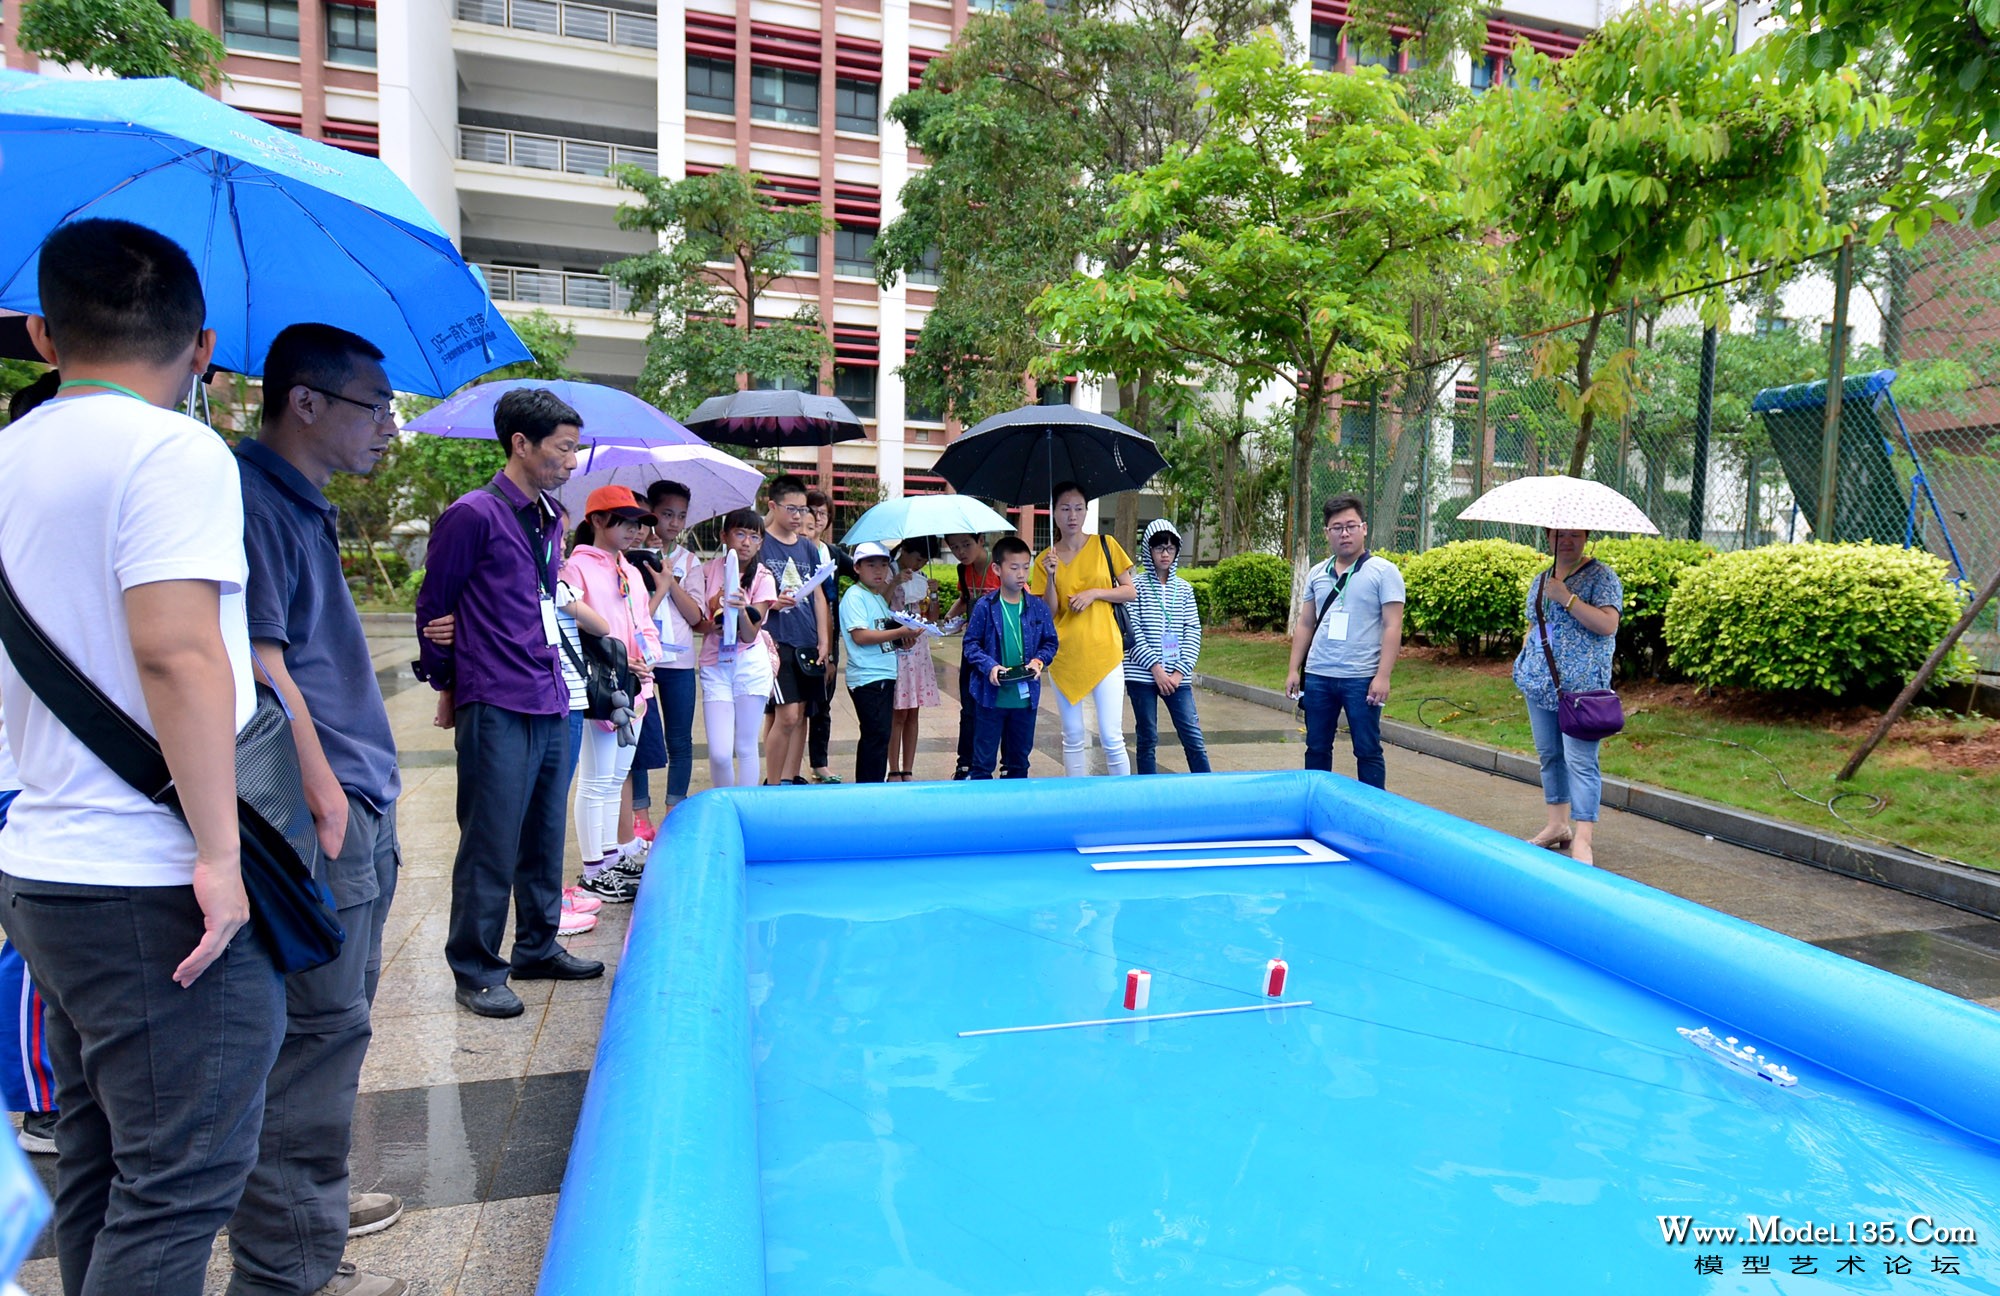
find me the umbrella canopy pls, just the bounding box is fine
[933,406,1166,507]
[842,494,1015,546]
[683,389,866,448]
[554,442,764,527]
[1455,475,1660,535]
[406,379,699,445]
[0,71,529,396]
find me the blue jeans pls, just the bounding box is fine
[1301,673,1385,789]
[969,705,1037,779]
[632,667,697,807]
[1526,702,1603,822]
[1126,680,1211,774]
[564,710,584,794]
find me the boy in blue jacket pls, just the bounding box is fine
[961,536,1060,779]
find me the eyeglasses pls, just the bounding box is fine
[778,503,810,516]
[307,387,395,426]
[1328,522,1364,535]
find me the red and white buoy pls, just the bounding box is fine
[1264,959,1288,998]
[1124,969,1152,1011]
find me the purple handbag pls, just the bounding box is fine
[1534,568,1625,742]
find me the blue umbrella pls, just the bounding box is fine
[842,494,1015,545]
[406,379,700,446]
[0,71,529,396]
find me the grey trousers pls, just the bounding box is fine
[0,872,285,1296]
[445,703,567,990]
[226,797,400,1295]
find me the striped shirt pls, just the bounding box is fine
[1124,564,1203,681]
[554,579,586,712]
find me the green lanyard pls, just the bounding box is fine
[55,379,150,403]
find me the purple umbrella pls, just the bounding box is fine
[406,378,699,445]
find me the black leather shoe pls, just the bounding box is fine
[511,950,605,981]
[455,985,524,1018]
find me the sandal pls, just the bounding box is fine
[1525,828,1574,851]
[889,771,912,782]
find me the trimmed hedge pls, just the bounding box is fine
[1399,539,1546,655]
[1664,542,1967,698]
[1208,552,1293,631]
[1587,537,1716,680]
[1181,565,1219,625]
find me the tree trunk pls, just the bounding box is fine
[1566,312,1604,478]
[1290,394,1325,616]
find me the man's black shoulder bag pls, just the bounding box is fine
[0,559,344,974]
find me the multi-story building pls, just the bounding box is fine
[378,0,1605,506]
[2,0,381,154]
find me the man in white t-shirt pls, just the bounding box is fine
[0,219,287,1296]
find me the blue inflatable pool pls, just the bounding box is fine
[538,772,2000,1292]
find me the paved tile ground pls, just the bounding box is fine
[15,635,1999,1295]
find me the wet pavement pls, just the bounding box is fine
[14,631,1999,1295]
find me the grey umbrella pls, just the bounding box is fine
[683,390,867,448]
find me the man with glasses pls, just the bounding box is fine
[416,388,604,1019]
[759,475,832,786]
[232,323,406,1296]
[1284,495,1405,789]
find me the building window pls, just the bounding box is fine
[787,232,819,274]
[906,386,942,422]
[753,373,815,392]
[908,244,941,287]
[1339,404,1373,451]
[836,78,880,135]
[1036,380,1072,407]
[224,0,300,56]
[1451,408,1478,460]
[834,225,876,278]
[1755,315,1793,337]
[1470,54,1502,91]
[1351,39,1396,70]
[750,66,818,127]
[1309,20,1340,71]
[833,365,876,419]
[688,56,734,115]
[325,2,375,66]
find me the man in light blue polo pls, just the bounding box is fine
[234,323,406,1296]
[1284,494,1405,789]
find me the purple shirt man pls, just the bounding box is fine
[414,388,604,1019]
[415,471,566,716]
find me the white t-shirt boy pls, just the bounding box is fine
[0,394,255,887]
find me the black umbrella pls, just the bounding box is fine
[683,389,867,448]
[933,405,1167,506]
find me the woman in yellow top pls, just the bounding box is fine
[1031,481,1137,776]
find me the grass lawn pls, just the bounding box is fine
[1201,630,2000,872]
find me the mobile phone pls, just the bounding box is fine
[997,664,1032,683]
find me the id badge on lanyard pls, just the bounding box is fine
[540,596,560,645]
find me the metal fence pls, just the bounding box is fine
[1306,230,2000,668]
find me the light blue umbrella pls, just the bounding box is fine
[0,70,529,395]
[406,379,700,446]
[842,494,1015,546]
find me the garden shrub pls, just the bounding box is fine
[1663,542,1967,699]
[1587,537,1716,680]
[1399,539,1545,655]
[1180,566,1218,625]
[1208,552,1293,631]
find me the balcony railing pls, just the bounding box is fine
[478,263,635,312]
[455,0,657,50]
[459,126,657,178]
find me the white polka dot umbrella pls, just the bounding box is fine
[1455,475,1660,535]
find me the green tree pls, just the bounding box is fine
[876,0,1284,428]
[1771,0,2000,226]
[1345,0,1487,117]
[607,166,831,415]
[1466,0,1860,477]
[1034,36,1467,583]
[19,0,226,88]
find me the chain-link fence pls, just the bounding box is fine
[1308,232,2000,669]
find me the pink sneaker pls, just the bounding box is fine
[563,886,603,916]
[559,907,598,936]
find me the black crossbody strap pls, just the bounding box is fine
[1317,552,1369,622]
[1533,571,1563,694]
[0,556,176,803]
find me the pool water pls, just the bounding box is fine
[747,849,2000,1293]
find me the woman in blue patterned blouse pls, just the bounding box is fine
[1513,529,1623,864]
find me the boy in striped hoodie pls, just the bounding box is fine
[1123,519,1211,773]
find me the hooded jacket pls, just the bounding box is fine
[1124,518,1203,682]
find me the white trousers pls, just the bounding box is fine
[1055,663,1131,777]
[573,718,637,862]
[703,693,767,788]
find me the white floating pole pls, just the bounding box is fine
[959,1000,1312,1038]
